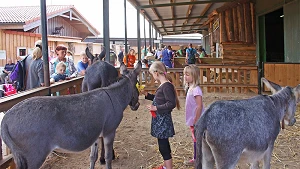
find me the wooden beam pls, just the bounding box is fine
[127,0,161,34]
[60,14,81,21]
[170,0,175,32]
[139,0,234,9]
[152,15,208,22]
[182,0,195,29]
[148,0,167,33]
[158,23,203,29]
[193,3,212,29]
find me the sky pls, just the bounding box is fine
[1,0,202,39]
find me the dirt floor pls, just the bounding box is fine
[41,92,300,169]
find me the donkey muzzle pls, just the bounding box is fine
[130,102,140,111]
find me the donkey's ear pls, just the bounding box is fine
[99,47,106,60]
[133,61,142,76]
[293,84,300,103]
[85,47,95,61]
[120,62,127,75]
[261,77,282,94]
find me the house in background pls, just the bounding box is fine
[0,5,101,66]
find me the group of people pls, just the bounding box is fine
[150,43,207,68]
[1,40,91,91]
[140,61,204,169]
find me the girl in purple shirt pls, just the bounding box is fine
[183,64,204,166]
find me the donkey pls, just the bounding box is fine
[82,47,119,167]
[195,77,299,169]
[1,62,142,169]
[85,46,106,64]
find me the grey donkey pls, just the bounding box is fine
[195,77,299,169]
[83,47,118,167]
[1,62,142,169]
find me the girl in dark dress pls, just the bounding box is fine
[141,61,180,169]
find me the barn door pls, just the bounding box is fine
[284,0,300,63]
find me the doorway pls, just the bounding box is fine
[265,8,284,62]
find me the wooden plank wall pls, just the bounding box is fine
[264,63,300,89]
[35,16,80,38]
[0,30,41,66]
[218,1,256,44]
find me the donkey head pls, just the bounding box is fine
[120,61,142,111]
[85,47,106,64]
[262,77,299,126]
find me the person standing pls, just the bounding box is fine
[118,48,124,65]
[141,61,180,169]
[0,58,15,84]
[51,45,77,78]
[123,49,136,68]
[161,45,173,68]
[183,64,204,166]
[77,51,89,76]
[26,40,44,90]
[185,44,200,64]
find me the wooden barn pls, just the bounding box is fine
[0,5,101,67]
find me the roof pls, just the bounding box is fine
[127,0,237,36]
[0,5,100,36]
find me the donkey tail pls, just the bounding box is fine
[1,123,28,169]
[194,113,208,169]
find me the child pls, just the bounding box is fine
[50,61,69,84]
[141,61,180,169]
[183,64,204,166]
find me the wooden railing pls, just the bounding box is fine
[0,64,258,168]
[139,64,258,95]
[0,76,84,169]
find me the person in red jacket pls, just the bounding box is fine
[123,49,136,68]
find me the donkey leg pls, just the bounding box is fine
[211,147,240,169]
[262,145,274,169]
[202,139,215,169]
[25,147,51,169]
[89,138,99,169]
[99,137,116,165]
[100,137,106,165]
[103,132,116,169]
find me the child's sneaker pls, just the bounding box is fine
[184,159,195,166]
[153,165,166,169]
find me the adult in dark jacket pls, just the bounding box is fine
[0,58,15,84]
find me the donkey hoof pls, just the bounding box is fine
[100,158,106,165]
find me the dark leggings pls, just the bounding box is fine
[158,138,172,160]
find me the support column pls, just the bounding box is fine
[137,9,141,60]
[103,0,110,62]
[124,0,128,55]
[143,13,147,57]
[155,30,158,49]
[40,0,50,89]
[149,24,152,52]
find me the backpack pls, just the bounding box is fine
[10,55,29,91]
[187,48,196,61]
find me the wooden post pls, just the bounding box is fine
[250,2,256,44]
[232,7,239,41]
[237,4,245,42]
[244,3,252,43]
[225,10,234,41]
[220,12,227,43]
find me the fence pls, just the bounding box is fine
[0,64,258,168]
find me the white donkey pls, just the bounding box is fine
[195,77,299,169]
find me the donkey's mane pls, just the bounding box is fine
[105,75,129,90]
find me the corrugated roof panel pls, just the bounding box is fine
[0,5,72,23]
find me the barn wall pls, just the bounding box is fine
[34,16,80,37]
[0,30,40,66]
